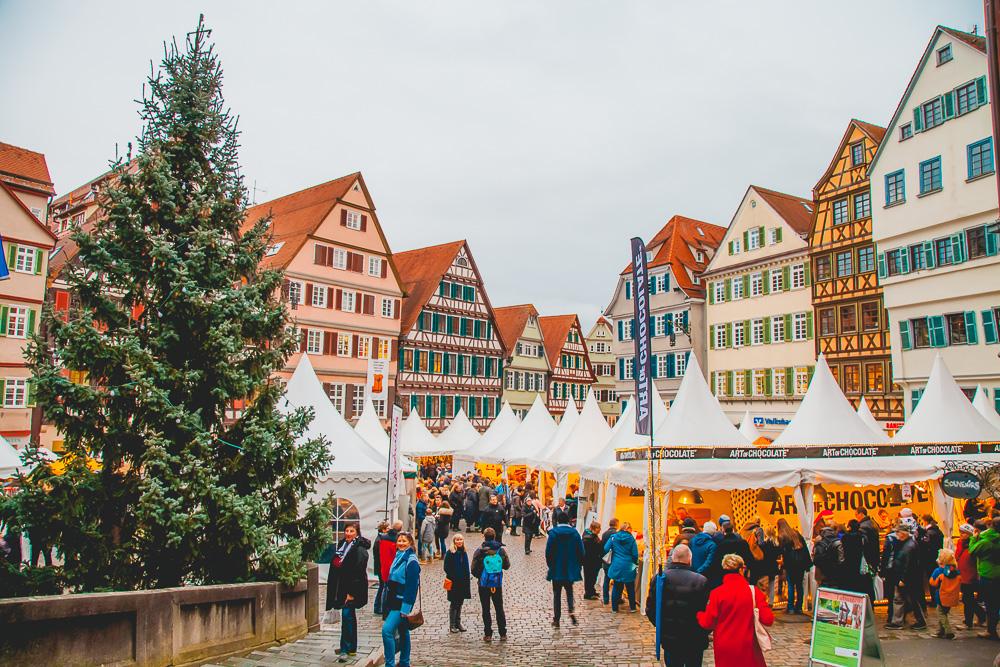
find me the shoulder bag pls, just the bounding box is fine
[404,584,424,629]
[750,583,772,652]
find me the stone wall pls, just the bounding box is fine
[0,564,319,667]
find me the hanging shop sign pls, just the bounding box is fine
[753,416,791,427]
[940,470,982,499]
[615,442,985,461]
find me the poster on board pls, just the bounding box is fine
[809,587,884,666]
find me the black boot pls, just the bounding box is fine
[449,607,459,633]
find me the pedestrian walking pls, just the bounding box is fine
[522,500,541,554]
[464,486,478,532]
[605,521,639,612]
[776,518,811,614]
[418,512,437,563]
[448,485,464,531]
[600,518,619,604]
[325,523,370,661]
[381,532,421,667]
[645,544,709,667]
[481,494,506,543]
[545,511,584,627]
[956,522,987,629]
[582,521,603,599]
[970,515,1000,639]
[697,553,774,667]
[753,525,781,607]
[928,548,960,639]
[471,527,511,641]
[443,534,471,633]
[841,520,874,599]
[884,522,927,630]
[477,483,492,528]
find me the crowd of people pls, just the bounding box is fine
[321,465,1000,666]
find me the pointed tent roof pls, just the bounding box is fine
[655,354,747,446]
[895,356,1000,443]
[529,395,580,467]
[738,410,763,443]
[454,402,521,462]
[856,397,885,438]
[579,392,669,477]
[973,386,1000,431]
[436,408,481,454]
[0,435,25,478]
[354,397,389,453]
[773,355,890,446]
[282,354,387,480]
[479,394,557,465]
[398,412,444,457]
[537,390,612,473]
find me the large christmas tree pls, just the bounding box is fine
[3,18,331,593]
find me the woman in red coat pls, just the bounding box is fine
[697,553,774,666]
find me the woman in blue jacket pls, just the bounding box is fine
[604,521,640,612]
[382,532,421,667]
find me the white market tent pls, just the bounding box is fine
[578,393,669,485]
[452,402,521,475]
[479,394,556,466]
[0,435,26,478]
[973,385,1000,432]
[738,410,763,443]
[538,391,612,474]
[398,412,446,457]
[527,395,579,468]
[856,397,884,438]
[894,355,1000,443]
[436,408,481,454]
[656,354,748,447]
[354,398,416,472]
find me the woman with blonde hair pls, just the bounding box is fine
[698,554,775,666]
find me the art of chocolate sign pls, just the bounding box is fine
[616,442,988,461]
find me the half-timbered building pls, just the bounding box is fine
[539,314,596,419]
[395,240,505,433]
[810,119,903,428]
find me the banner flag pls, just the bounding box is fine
[386,402,403,511]
[0,234,9,280]
[629,237,653,435]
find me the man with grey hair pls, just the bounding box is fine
[645,543,709,666]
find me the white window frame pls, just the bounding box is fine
[14,246,35,274]
[753,369,768,396]
[750,273,763,297]
[657,355,669,377]
[526,372,536,391]
[770,270,783,293]
[355,335,370,359]
[287,280,303,306]
[6,306,28,338]
[381,297,394,318]
[675,352,687,377]
[791,264,805,289]
[751,318,764,346]
[794,368,810,395]
[714,372,726,397]
[3,378,27,407]
[732,238,742,254]
[341,291,356,313]
[352,386,366,415]
[731,277,744,300]
[623,357,634,380]
[733,371,746,396]
[771,317,785,343]
[368,256,383,277]
[345,210,363,230]
[773,369,786,396]
[793,313,808,341]
[714,325,726,349]
[337,333,352,357]
[768,228,779,245]
[622,320,633,341]
[377,338,390,359]
[505,371,515,390]
[714,282,725,303]
[517,372,525,391]
[655,316,665,337]
[748,230,761,250]
[310,285,327,308]
[333,248,347,270]
[306,329,323,354]
[733,322,746,348]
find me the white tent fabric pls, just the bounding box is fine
[398,412,446,457]
[856,397,884,438]
[578,394,669,487]
[895,355,1000,443]
[282,353,387,480]
[528,395,579,468]
[479,394,557,465]
[655,354,747,446]
[973,385,1000,432]
[436,408,481,454]
[0,435,26,478]
[773,355,890,446]
[354,398,389,453]
[538,391,612,473]
[454,402,521,464]
[738,410,763,443]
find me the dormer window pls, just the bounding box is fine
[936,44,953,66]
[695,250,705,262]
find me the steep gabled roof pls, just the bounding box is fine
[492,304,538,353]
[752,186,814,235]
[538,314,580,368]
[0,141,55,196]
[870,26,987,173]
[394,240,466,332]
[813,119,887,194]
[618,215,726,298]
[243,173,359,269]
[1,182,57,244]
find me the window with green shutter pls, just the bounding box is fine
[785,367,794,396]
[899,320,912,350]
[725,279,732,301]
[911,388,924,411]
[761,270,770,295]
[0,305,7,335]
[764,317,771,344]
[983,308,999,344]
[725,322,733,347]
[726,370,734,395]
[928,315,947,347]
[964,311,979,344]
[805,312,813,339]
[666,354,675,378]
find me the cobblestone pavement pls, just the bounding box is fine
[212,530,1000,667]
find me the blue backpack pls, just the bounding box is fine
[479,551,504,589]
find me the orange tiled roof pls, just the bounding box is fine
[753,186,814,236]
[941,26,986,54]
[242,173,360,269]
[538,314,580,369]
[853,119,886,145]
[394,240,466,333]
[0,141,55,195]
[492,304,538,353]
[620,215,726,298]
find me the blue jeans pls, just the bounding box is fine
[340,607,357,653]
[373,581,385,614]
[382,610,410,667]
[611,580,636,611]
[786,571,804,612]
[602,569,612,603]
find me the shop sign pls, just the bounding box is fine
[616,442,984,461]
[941,470,982,499]
[809,588,883,666]
[883,421,904,430]
[753,416,791,427]
[764,486,931,516]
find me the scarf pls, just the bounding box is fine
[389,548,416,584]
[332,539,354,568]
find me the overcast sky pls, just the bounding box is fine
[0,1,984,329]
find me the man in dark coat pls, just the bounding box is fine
[325,524,371,658]
[855,508,881,570]
[600,518,619,604]
[645,544,709,667]
[480,494,506,542]
[707,515,752,588]
[522,500,541,554]
[582,521,604,599]
[885,523,927,629]
[448,486,464,531]
[545,512,585,627]
[477,483,492,528]
[464,486,478,532]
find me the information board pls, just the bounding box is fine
[809,588,883,667]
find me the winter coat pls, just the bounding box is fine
[325,536,371,610]
[419,515,437,545]
[383,549,420,617]
[415,499,427,522]
[480,504,505,536]
[599,528,617,569]
[435,509,453,538]
[522,505,541,537]
[840,528,870,594]
[929,565,961,608]
[697,572,774,667]
[463,491,477,516]
[970,528,1000,580]
[858,517,880,567]
[552,505,571,526]
[478,486,492,511]
[689,532,717,576]
[918,523,944,574]
[374,529,399,583]
[443,547,472,602]
[510,494,524,520]
[645,563,709,652]
[582,529,604,572]
[545,524,584,582]
[448,490,464,513]
[885,536,922,586]
[605,530,639,583]
[956,536,979,584]
[471,540,511,586]
[813,527,846,587]
[708,532,752,587]
[752,538,781,580]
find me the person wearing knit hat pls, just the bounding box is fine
[956,523,987,629]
